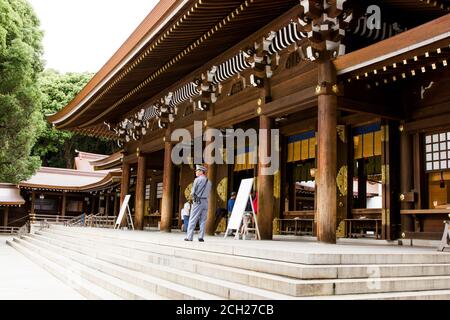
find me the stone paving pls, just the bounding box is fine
[0,236,84,300]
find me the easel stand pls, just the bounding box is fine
[114,195,135,230]
[438,221,450,251]
[225,195,261,240]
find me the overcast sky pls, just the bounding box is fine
[28,0,159,73]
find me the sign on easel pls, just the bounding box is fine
[224,178,260,240]
[438,221,450,251]
[114,195,134,230]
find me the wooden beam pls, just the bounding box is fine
[340,113,380,126]
[207,97,261,128]
[262,86,317,118]
[338,97,403,120]
[335,13,450,75]
[280,117,317,136]
[404,112,450,133]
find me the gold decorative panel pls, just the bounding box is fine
[336,220,346,238]
[337,125,346,143]
[336,166,348,197]
[274,170,280,199]
[217,177,228,203]
[184,183,193,201]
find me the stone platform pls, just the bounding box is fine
[6,226,450,300]
[0,235,84,300]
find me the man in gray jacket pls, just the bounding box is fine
[185,165,212,242]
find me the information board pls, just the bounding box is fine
[114,194,131,229]
[226,178,254,231]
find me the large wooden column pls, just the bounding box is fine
[206,163,217,235]
[316,61,338,244]
[400,129,414,234]
[3,207,9,226]
[205,126,218,235]
[61,192,66,217]
[160,139,174,232]
[135,153,147,230]
[258,115,275,240]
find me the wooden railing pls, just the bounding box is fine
[85,214,116,229]
[276,211,315,236]
[0,226,20,235]
[30,214,74,225]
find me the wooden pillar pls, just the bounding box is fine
[257,115,274,240]
[113,194,119,217]
[119,162,131,227]
[135,153,146,230]
[413,133,426,209]
[381,121,400,240]
[61,192,66,217]
[288,165,296,211]
[280,135,288,217]
[30,190,36,224]
[206,163,217,235]
[205,125,218,235]
[3,207,9,227]
[336,125,352,235]
[161,140,174,232]
[400,130,414,233]
[90,196,95,215]
[316,61,337,244]
[120,162,131,206]
[357,159,367,208]
[105,194,111,216]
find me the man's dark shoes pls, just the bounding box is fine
[198,239,205,242]
[184,238,192,241]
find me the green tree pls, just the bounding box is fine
[0,0,44,184]
[34,70,117,168]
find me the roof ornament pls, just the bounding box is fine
[297,0,353,62]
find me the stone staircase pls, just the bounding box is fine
[7,225,450,300]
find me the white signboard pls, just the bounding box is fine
[227,178,254,230]
[114,194,131,229]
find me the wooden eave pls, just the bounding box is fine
[48,0,299,131]
[90,152,124,171]
[335,13,450,78]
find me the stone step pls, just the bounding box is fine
[31,231,450,297]
[20,235,229,300]
[25,233,298,299]
[34,230,325,296]
[39,228,450,281]
[12,237,166,300]
[301,289,450,300]
[50,225,450,265]
[6,239,118,300]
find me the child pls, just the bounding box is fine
[181,201,191,232]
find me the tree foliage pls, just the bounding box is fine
[0,0,44,184]
[34,70,117,168]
